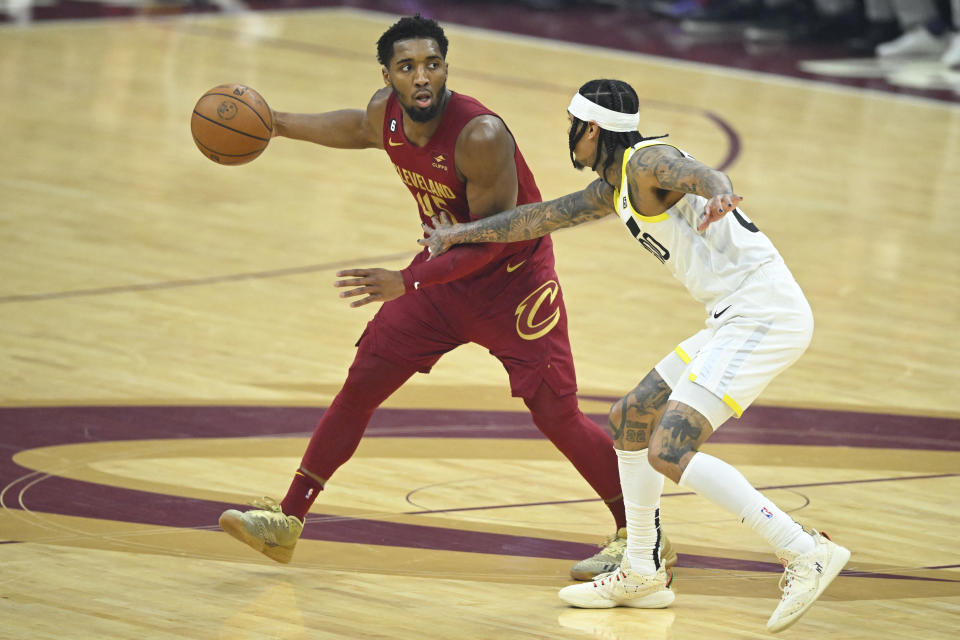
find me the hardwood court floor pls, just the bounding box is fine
[1,5,958,640]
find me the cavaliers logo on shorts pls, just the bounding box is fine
[514,280,561,340]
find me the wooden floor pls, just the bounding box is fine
[1,6,959,639]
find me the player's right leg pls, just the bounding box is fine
[562,369,679,605]
[569,370,679,581]
[218,347,421,563]
[220,294,455,563]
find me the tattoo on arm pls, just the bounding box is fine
[610,373,672,449]
[449,179,613,245]
[631,146,732,198]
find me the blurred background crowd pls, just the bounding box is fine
[647,0,959,64]
[2,0,958,95]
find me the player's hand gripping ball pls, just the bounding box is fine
[191,84,273,165]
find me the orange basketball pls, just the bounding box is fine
[190,83,273,165]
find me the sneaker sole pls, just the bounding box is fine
[219,511,295,564]
[623,588,675,609]
[767,544,850,633]
[560,587,675,609]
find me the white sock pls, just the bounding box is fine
[616,448,665,575]
[678,452,814,555]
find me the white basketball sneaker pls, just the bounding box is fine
[559,556,675,609]
[766,529,850,633]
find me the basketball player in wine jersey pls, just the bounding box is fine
[218,16,677,582]
[420,79,851,632]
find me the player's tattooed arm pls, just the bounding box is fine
[629,145,733,198]
[628,144,743,231]
[419,178,614,258]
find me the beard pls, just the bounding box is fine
[395,82,447,123]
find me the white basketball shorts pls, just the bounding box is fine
[654,261,814,429]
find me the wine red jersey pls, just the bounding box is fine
[368,91,574,398]
[383,91,541,228]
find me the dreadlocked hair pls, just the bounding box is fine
[377,14,449,66]
[568,79,667,185]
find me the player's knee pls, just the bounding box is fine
[607,398,624,438]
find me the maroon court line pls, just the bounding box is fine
[0,252,412,304]
[1,406,957,574]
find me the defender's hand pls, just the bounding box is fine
[418,212,457,261]
[335,268,405,308]
[698,194,743,232]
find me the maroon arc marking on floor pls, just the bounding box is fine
[1,405,958,579]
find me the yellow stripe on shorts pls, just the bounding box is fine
[687,372,745,418]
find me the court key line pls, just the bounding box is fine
[398,471,958,516]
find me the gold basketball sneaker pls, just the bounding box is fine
[766,529,850,633]
[570,528,678,580]
[219,497,304,563]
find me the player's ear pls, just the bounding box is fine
[587,122,600,139]
[381,66,390,86]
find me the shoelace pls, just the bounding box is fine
[778,558,812,597]
[593,570,627,587]
[250,496,283,512]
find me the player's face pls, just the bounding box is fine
[567,113,598,170]
[383,38,449,123]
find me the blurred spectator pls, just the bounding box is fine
[676,0,864,45]
[869,0,950,59]
[742,0,862,43]
[945,0,960,69]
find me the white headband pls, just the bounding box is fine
[568,92,639,133]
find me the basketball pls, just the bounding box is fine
[190,83,273,165]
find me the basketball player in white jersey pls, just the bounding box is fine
[418,78,850,633]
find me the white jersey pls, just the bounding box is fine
[613,140,784,311]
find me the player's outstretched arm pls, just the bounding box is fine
[628,145,742,231]
[419,178,614,259]
[270,88,388,150]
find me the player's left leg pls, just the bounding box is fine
[521,382,626,540]
[468,271,636,578]
[651,393,850,633]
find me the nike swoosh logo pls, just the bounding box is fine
[713,305,731,319]
[506,260,527,273]
[387,138,404,147]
